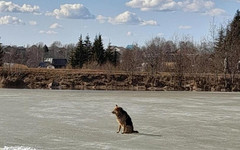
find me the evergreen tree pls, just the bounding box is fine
[214,10,240,73]
[224,10,240,73]
[84,35,93,65]
[111,48,120,67]
[214,26,226,54]
[74,35,87,68]
[228,10,240,43]
[69,49,77,68]
[105,44,113,64]
[0,43,4,66]
[43,44,49,58]
[43,44,49,53]
[105,43,120,67]
[226,10,240,51]
[93,34,105,65]
[214,26,226,72]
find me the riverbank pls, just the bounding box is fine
[0,67,240,91]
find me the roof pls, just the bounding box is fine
[52,59,67,67]
[126,45,134,49]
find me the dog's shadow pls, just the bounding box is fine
[137,133,162,137]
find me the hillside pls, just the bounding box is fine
[0,67,240,91]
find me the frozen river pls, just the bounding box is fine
[0,89,239,150]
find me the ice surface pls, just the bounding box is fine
[0,89,239,150]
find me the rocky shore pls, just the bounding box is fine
[1,67,240,91]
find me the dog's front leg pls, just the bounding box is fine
[117,125,121,133]
[122,126,126,134]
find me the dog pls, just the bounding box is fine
[112,105,138,134]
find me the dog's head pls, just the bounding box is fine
[112,105,123,115]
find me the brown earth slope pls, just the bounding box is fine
[1,67,240,91]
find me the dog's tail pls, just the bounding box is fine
[133,130,139,133]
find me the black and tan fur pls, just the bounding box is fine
[112,105,138,134]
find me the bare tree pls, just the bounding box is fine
[143,37,165,74]
[26,45,43,67]
[178,40,198,73]
[49,41,62,58]
[64,43,75,60]
[120,45,143,73]
[2,46,26,65]
[162,40,177,72]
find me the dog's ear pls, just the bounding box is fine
[115,104,118,108]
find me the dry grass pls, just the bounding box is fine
[1,67,239,78]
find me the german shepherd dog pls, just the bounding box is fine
[112,105,138,134]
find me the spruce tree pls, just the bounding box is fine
[69,49,77,68]
[74,35,87,68]
[214,26,226,55]
[93,34,105,65]
[214,10,240,73]
[0,43,4,66]
[84,35,93,65]
[43,44,49,53]
[105,44,120,67]
[43,44,49,58]
[105,44,113,64]
[111,48,120,67]
[225,10,240,73]
[214,26,226,72]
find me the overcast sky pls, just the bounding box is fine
[0,0,239,47]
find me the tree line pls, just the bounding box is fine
[0,10,240,76]
[69,34,120,68]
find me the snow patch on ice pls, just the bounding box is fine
[2,146,37,150]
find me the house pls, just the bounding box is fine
[52,59,67,68]
[39,58,67,69]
